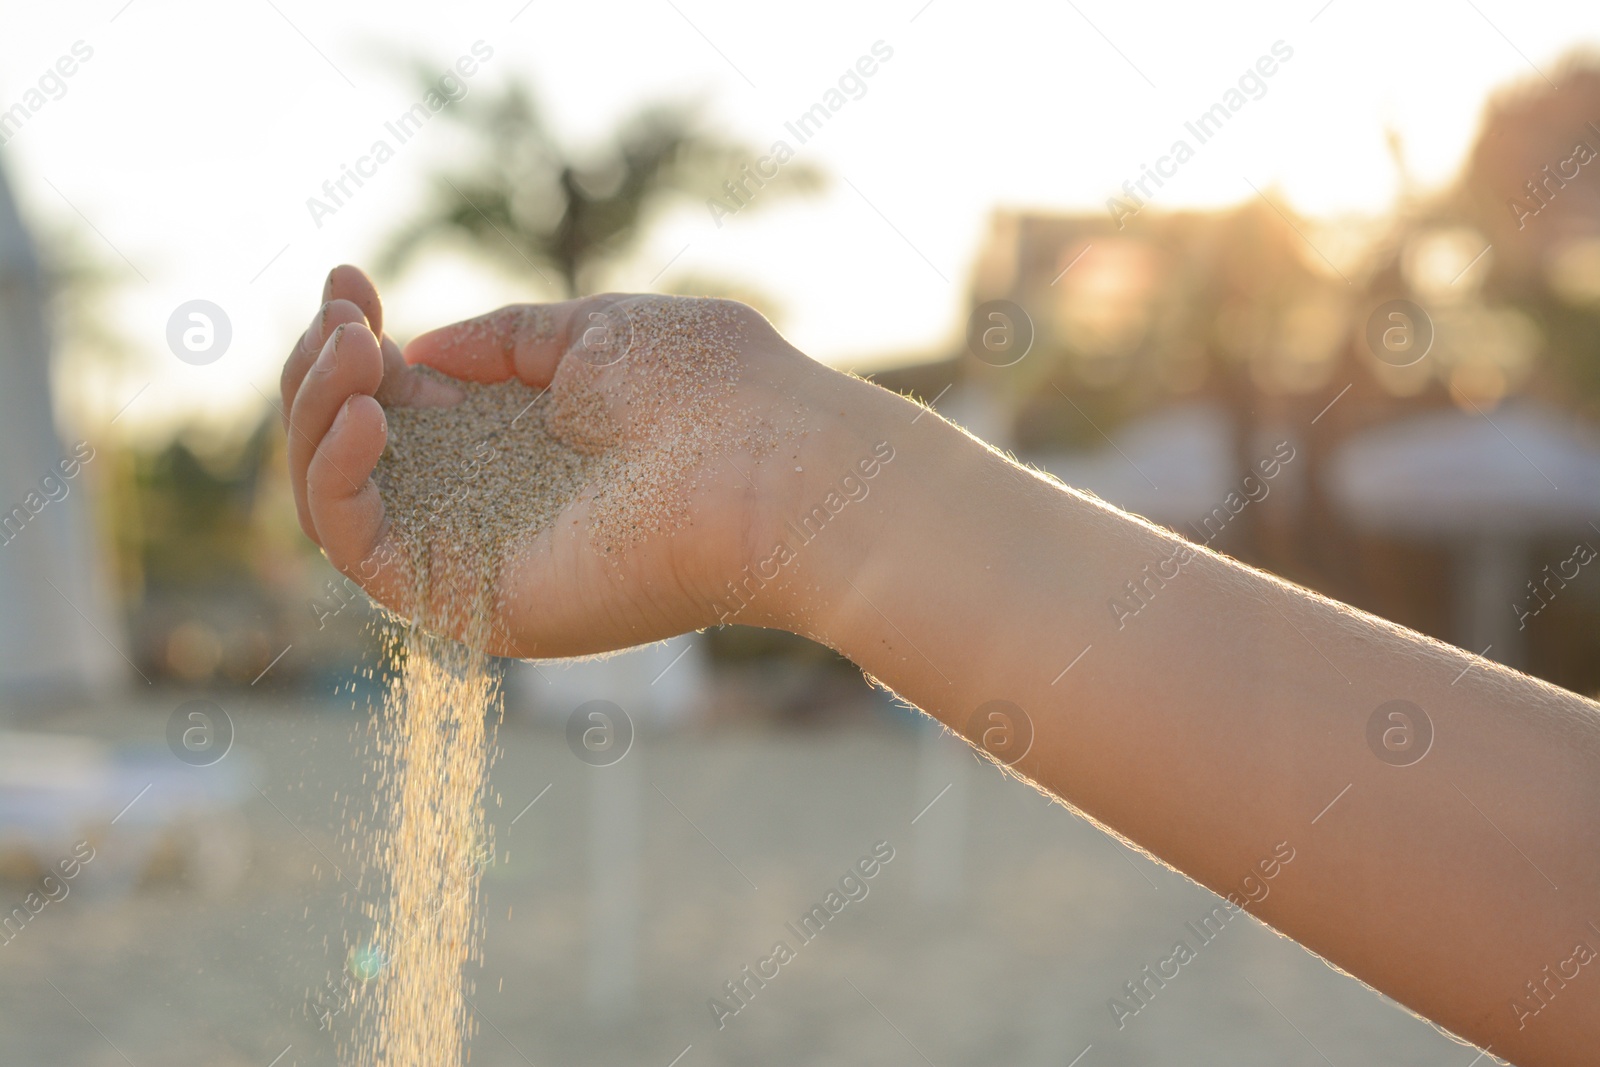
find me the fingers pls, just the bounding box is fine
[282,266,399,422]
[280,298,370,431]
[324,264,384,338]
[306,394,413,608]
[282,266,428,615]
[404,297,611,388]
[374,333,463,409]
[287,323,384,543]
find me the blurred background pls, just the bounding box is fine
[2,0,1598,1064]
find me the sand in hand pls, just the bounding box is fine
[345,296,747,1066]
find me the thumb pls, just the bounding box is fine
[404,296,633,388]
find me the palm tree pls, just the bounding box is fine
[382,77,821,298]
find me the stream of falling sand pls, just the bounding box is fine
[341,297,747,1066]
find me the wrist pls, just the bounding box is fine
[748,371,1068,729]
[706,362,900,634]
[732,368,947,654]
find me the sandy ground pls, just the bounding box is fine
[0,693,1478,1067]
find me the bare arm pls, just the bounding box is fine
[765,366,1600,1066]
[285,272,1599,1064]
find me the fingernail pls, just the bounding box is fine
[320,323,346,370]
[307,304,327,347]
[330,396,353,433]
[322,268,336,304]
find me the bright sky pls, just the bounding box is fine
[2,0,1596,442]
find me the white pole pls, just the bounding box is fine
[912,720,968,905]
[1459,534,1523,669]
[585,747,641,1015]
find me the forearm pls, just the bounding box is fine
[779,370,1600,1064]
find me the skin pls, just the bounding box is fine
[284,265,1600,1065]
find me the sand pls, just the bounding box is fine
[342,296,749,1067]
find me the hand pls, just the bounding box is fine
[281,272,1600,1067]
[280,265,854,657]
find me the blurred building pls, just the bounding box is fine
[871,186,1600,694]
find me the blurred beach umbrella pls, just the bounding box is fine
[0,157,123,704]
[1327,402,1600,666]
[1026,402,1239,529]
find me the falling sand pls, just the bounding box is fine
[343,296,748,1066]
